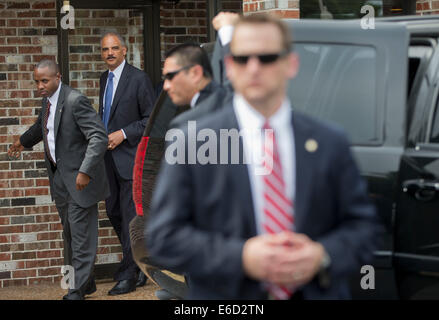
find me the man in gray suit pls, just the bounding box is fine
[8,60,109,300]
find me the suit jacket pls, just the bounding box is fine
[99,62,155,180]
[169,79,229,129]
[20,83,109,208]
[146,102,381,299]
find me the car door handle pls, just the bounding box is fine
[402,179,439,202]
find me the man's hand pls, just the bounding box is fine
[212,12,240,31]
[266,232,325,287]
[76,172,90,191]
[107,130,124,150]
[8,139,24,159]
[242,233,294,282]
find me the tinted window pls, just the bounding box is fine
[288,43,380,145]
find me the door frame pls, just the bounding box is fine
[56,0,161,86]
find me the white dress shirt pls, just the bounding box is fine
[233,94,296,235]
[47,82,62,163]
[104,59,127,138]
[190,92,200,108]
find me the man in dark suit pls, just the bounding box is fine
[8,60,109,300]
[99,31,155,295]
[146,14,382,299]
[162,42,227,129]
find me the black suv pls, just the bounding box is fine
[131,16,439,300]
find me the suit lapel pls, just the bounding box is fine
[53,84,66,140]
[108,63,130,123]
[223,106,258,236]
[292,112,315,232]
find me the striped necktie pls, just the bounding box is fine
[261,121,294,300]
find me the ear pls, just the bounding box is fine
[191,64,204,81]
[122,46,127,57]
[286,52,299,79]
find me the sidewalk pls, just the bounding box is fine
[0,279,159,300]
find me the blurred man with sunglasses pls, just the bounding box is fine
[147,14,381,300]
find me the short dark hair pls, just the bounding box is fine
[165,43,213,79]
[232,13,293,52]
[35,59,60,75]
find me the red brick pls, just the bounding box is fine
[0,217,10,225]
[12,270,37,279]
[32,19,56,27]
[24,224,49,232]
[37,232,62,241]
[49,223,63,231]
[8,19,31,27]
[10,90,32,98]
[25,260,50,268]
[0,171,23,179]
[0,253,11,261]
[49,258,63,266]
[36,250,61,259]
[28,277,54,285]
[25,188,49,197]
[0,189,22,198]
[0,46,17,54]
[7,73,31,81]
[10,180,35,188]
[2,279,27,287]
[0,225,24,235]
[19,46,43,54]
[100,237,120,245]
[0,207,24,216]
[32,2,55,10]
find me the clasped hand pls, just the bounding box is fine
[242,231,325,287]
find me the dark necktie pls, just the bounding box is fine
[262,121,294,300]
[103,72,114,130]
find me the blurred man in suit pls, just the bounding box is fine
[99,31,155,295]
[147,14,381,299]
[8,60,109,300]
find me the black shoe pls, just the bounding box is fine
[108,279,136,296]
[136,271,147,287]
[155,289,178,300]
[84,277,97,295]
[63,292,84,300]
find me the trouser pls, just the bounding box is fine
[104,154,139,281]
[52,169,98,296]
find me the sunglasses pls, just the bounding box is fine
[163,65,194,81]
[231,50,289,65]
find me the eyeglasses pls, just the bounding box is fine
[162,65,194,81]
[231,50,289,65]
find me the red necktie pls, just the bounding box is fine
[43,101,56,165]
[262,121,294,300]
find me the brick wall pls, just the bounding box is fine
[243,0,299,19]
[416,0,439,14]
[0,0,246,289]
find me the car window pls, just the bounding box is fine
[288,43,381,146]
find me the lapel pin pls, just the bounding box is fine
[305,139,318,153]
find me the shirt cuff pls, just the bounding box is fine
[218,25,234,46]
[121,129,127,140]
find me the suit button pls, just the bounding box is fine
[57,159,60,162]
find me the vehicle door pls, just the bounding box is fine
[285,19,409,299]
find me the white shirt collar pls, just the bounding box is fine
[109,59,126,79]
[190,92,200,108]
[233,93,292,130]
[48,81,62,107]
